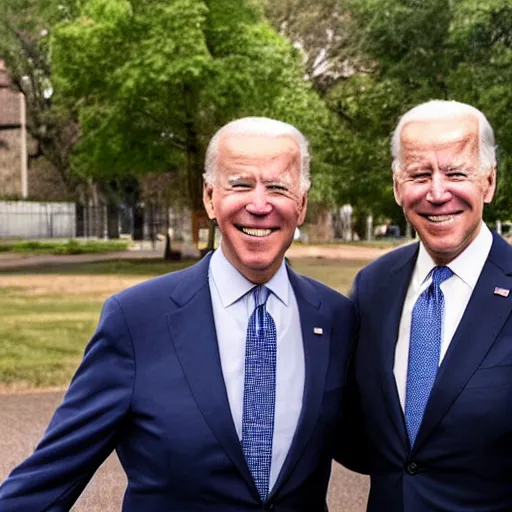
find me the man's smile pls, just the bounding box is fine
[236,225,277,237]
[419,212,463,225]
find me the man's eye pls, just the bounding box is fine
[231,183,252,188]
[447,172,467,179]
[268,185,288,191]
[411,173,430,181]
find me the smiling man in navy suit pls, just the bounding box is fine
[0,117,357,511]
[349,100,512,511]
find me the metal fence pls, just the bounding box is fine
[0,200,173,241]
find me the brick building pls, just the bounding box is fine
[0,59,71,200]
[0,59,26,197]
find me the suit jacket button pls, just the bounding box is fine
[406,461,419,475]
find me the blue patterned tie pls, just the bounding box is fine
[405,265,453,447]
[241,285,277,500]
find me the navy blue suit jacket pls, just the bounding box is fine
[0,253,356,511]
[350,232,512,512]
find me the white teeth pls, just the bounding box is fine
[427,215,455,223]
[242,227,272,237]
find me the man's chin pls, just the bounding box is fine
[238,257,281,282]
[423,240,467,265]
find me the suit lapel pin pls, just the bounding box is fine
[493,287,510,298]
[313,327,323,335]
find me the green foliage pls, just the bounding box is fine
[325,0,512,219]
[6,0,510,223]
[266,0,512,222]
[0,0,83,193]
[447,0,512,219]
[48,0,331,212]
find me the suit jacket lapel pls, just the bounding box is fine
[269,268,331,498]
[413,233,512,452]
[379,244,419,444]
[166,254,258,498]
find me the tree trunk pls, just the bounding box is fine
[163,196,172,260]
[106,204,119,239]
[183,84,204,246]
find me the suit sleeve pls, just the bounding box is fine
[334,271,371,474]
[0,296,135,512]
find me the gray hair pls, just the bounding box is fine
[203,117,311,192]
[391,100,496,174]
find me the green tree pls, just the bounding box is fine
[344,0,512,221]
[267,0,512,226]
[0,0,83,196]
[265,0,405,219]
[447,0,512,220]
[50,0,333,242]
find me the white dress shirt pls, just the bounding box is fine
[208,246,305,490]
[394,222,493,411]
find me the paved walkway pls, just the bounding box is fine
[0,391,369,511]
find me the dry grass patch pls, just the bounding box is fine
[0,275,147,298]
[1,311,94,326]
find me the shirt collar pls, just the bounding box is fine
[415,222,492,289]
[209,245,290,308]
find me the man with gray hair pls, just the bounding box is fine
[348,100,512,511]
[0,117,357,511]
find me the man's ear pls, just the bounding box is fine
[484,166,497,204]
[203,183,215,219]
[297,193,308,226]
[393,174,402,207]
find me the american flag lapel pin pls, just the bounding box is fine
[494,287,510,298]
[314,327,323,335]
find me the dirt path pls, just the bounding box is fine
[0,391,369,511]
[286,243,392,261]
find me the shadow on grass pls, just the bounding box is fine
[0,259,197,276]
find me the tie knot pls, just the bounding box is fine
[431,266,453,287]
[253,285,270,308]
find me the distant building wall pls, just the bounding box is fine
[0,60,72,201]
[0,200,76,238]
[0,82,20,124]
[0,129,22,196]
[0,62,23,197]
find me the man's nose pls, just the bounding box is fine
[426,174,452,203]
[246,186,273,215]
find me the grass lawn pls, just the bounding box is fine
[0,239,130,255]
[0,257,366,390]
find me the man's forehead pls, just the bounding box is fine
[400,114,479,153]
[218,133,300,159]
